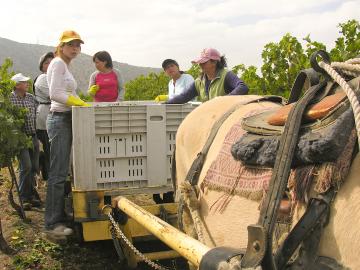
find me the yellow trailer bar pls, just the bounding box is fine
[114,196,211,267]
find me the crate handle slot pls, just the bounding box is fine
[149,116,163,121]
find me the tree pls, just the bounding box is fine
[0,59,30,254]
[330,19,360,61]
[124,19,359,101]
[260,34,308,97]
[235,19,359,98]
[124,72,169,100]
[186,64,201,80]
[232,64,265,95]
[0,59,29,167]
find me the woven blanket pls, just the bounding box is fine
[201,113,356,212]
[201,119,273,203]
[288,129,356,204]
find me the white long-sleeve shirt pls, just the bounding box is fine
[34,73,51,130]
[47,57,78,112]
[168,73,194,99]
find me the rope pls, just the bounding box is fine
[179,182,206,244]
[319,58,360,146]
[343,58,360,65]
[331,62,360,73]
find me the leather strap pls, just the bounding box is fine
[241,80,328,269]
[275,189,336,269]
[288,69,320,104]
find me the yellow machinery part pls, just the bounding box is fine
[81,203,178,241]
[82,220,112,241]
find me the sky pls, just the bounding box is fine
[1,0,359,70]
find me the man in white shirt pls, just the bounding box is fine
[155,59,195,102]
[153,60,195,203]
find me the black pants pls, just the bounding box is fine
[36,129,50,180]
[153,191,174,204]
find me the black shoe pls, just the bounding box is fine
[22,202,32,211]
[30,198,41,208]
[153,194,163,204]
[163,192,174,203]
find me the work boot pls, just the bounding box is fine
[29,198,41,208]
[22,201,32,211]
[45,224,73,237]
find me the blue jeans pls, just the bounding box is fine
[18,136,39,201]
[45,112,72,229]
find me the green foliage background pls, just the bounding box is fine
[125,19,360,100]
[0,59,30,167]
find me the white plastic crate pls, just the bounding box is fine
[72,101,198,192]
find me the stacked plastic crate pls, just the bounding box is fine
[72,102,198,193]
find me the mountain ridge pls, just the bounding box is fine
[0,37,161,91]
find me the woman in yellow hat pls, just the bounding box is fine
[44,30,89,237]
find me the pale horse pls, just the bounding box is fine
[174,95,360,270]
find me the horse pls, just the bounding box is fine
[174,94,360,269]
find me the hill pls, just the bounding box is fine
[0,37,161,91]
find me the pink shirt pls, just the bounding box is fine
[94,71,118,102]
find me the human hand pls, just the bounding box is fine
[66,95,91,107]
[155,94,168,102]
[87,85,99,96]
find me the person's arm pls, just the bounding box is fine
[224,71,249,95]
[34,74,50,102]
[184,74,195,90]
[166,82,198,104]
[32,94,39,110]
[48,59,88,107]
[48,60,69,104]
[88,71,97,89]
[114,69,125,101]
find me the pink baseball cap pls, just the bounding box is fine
[192,48,221,64]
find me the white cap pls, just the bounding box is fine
[11,73,30,83]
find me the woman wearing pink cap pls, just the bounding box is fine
[167,48,248,104]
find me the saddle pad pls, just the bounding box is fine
[201,118,273,202]
[200,116,356,209]
[242,76,360,136]
[232,108,354,167]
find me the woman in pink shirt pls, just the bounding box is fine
[88,51,124,102]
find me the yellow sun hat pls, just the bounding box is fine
[59,30,84,44]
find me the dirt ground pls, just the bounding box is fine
[0,167,186,270]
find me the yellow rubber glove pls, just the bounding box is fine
[87,85,99,96]
[66,95,90,107]
[154,94,168,102]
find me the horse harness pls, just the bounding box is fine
[178,51,352,270]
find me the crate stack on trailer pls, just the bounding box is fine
[70,101,198,242]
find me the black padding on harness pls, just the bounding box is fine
[231,108,354,167]
[185,96,284,187]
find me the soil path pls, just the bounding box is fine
[0,168,186,270]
